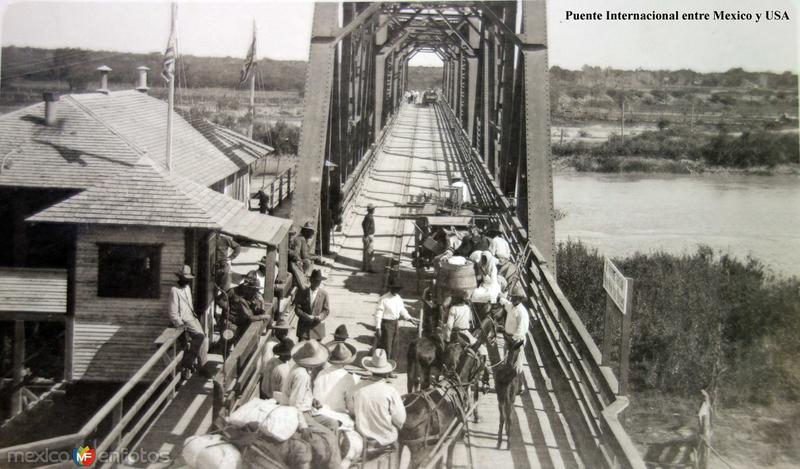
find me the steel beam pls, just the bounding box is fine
[291,3,339,230]
[521,0,555,271]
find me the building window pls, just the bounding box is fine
[97,244,162,298]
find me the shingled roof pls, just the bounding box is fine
[0,99,142,189]
[0,90,272,190]
[27,157,291,245]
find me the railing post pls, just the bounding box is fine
[112,402,123,449]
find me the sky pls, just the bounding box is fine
[0,0,797,73]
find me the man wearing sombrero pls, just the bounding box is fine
[167,265,209,378]
[314,339,359,413]
[262,337,294,400]
[282,340,341,469]
[498,283,530,373]
[346,348,406,448]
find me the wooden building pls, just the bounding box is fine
[0,77,287,389]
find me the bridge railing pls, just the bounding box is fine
[0,328,185,468]
[251,164,295,213]
[436,103,646,469]
[211,290,297,425]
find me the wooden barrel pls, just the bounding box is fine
[436,260,478,302]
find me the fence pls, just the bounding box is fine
[251,165,295,213]
[0,328,185,469]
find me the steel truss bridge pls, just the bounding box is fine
[0,3,653,468]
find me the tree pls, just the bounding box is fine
[52,48,93,91]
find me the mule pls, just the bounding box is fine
[399,339,485,469]
[495,340,524,449]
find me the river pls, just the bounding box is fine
[553,172,800,277]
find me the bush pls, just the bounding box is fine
[702,130,799,167]
[556,241,800,402]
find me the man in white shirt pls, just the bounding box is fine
[168,265,209,378]
[487,224,512,262]
[346,349,406,448]
[498,284,530,373]
[450,176,471,206]
[374,283,419,369]
[314,341,359,413]
[443,295,473,343]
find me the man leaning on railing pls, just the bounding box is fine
[168,265,211,379]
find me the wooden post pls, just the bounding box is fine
[619,278,634,395]
[264,246,277,306]
[601,295,614,366]
[11,321,25,417]
[112,401,123,448]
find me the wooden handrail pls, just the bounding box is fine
[212,288,298,424]
[0,328,184,463]
[437,102,646,469]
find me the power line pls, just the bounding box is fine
[1,51,132,81]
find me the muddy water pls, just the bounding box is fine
[554,172,800,277]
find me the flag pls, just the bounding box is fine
[239,22,257,85]
[162,3,178,82]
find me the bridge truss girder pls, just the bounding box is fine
[292,1,555,270]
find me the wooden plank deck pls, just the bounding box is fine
[127,104,582,468]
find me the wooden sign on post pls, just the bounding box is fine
[601,257,634,396]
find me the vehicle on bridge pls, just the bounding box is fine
[422,89,438,106]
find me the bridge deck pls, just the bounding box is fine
[129,104,583,468]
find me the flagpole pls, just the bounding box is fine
[248,20,257,139]
[165,3,177,173]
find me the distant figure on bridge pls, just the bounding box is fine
[295,270,330,341]
[374,282,419,371]
[362,203,376,272]
[257,188,269,214]
[449,176,471,207]
[498,283,529,373]
[168,265,209,379]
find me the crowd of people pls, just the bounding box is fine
[168,176,532,465]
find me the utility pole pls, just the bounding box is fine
[164,3,177,173]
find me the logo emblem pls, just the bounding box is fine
[73,445,96,466]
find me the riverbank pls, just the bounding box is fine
[553,155,800,175]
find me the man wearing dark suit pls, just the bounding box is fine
[296,270,330,341]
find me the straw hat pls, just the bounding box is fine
[175,265,195,279]
[291,340,329,368]
[361,348,396,374]
[327,341,357,365]
[509,282,526,300]
[366,203,376,212]
[301,221,316,233]
[241,271,260,288]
